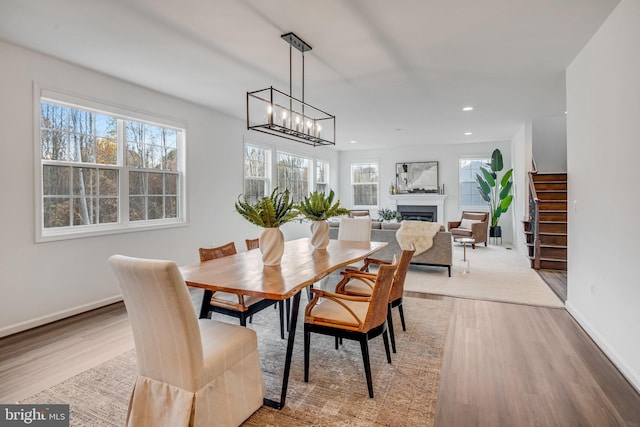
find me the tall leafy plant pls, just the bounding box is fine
[235,188,298,227]
[297,189,349,221]
[476,149,514,227]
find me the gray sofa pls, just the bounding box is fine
[328,221,453,276]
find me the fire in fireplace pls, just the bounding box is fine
[397,205,437,222]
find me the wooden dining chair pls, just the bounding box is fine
[334,245,416,353]
[108,255,264,426]
[245,238,259,250]
[304,259,397,398]
[315,217,374,292]
[198,242,286,339]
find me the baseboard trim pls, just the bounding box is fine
[566,301,640,394]
[0,295,123,338]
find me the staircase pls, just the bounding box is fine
[524,172,567,271]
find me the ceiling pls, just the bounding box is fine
[0,0,618,151]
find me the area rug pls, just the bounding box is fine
[404,244,564,308]
[20,296,452,427]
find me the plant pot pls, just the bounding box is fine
[259,227,285,266]
[490,226,502,238]
[310,220,329,250]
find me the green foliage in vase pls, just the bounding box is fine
[378,208,402,222]
[235,188,298,228]
[296,189,349,221]
[476,148,514,227]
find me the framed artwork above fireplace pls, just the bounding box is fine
[396,161,438,193]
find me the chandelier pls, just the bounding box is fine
[246,32,335,147]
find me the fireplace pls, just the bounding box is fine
[397,205,437,222]
[388,193,446,224]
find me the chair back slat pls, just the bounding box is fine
[364,261,397,330]
[389,246,416,302]
[199,242,237,262]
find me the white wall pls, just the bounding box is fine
[337,141,515,243]
[532,115,567,172]
[0,41,337,336]
[566,0,640,391]
[511,123,533,256]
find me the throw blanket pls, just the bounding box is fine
[395,221,442,256]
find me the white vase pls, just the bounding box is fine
[310,220,329,250]
[259,227,285,266]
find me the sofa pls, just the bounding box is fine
[328,220,453,276]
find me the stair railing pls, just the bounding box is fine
[528,160,541,269]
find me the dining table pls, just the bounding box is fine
[180,237,387,409]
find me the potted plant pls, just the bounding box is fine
[378,208,402,223]
[235,188,298,265]
[476,148,514,238]
[296,189,349,249]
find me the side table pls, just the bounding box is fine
[454,237,475,273]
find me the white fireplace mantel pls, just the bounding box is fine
[388,193,447,224]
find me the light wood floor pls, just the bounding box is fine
[2,292,639,426]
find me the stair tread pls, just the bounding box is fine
[540,244,567,249]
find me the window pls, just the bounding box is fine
[459,157,490,208]
[315,160,329,193]
[243,144,271,204]
[276,152,310,203]
[38,97,184,241]
[351,162,378,206]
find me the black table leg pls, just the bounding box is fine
[263,291,301,410]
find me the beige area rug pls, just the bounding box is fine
[20,296,452,427]
[404,243,564,308]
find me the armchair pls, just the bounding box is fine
[448,211,489,249]
[304,260,397,398]
[199,242,286,339]
[334,245,415,353]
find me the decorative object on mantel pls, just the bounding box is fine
[246,32,335,147]
[296,189,349,250]
[235,188,298,265]
[476,149,514,238]
[396,161,439,193]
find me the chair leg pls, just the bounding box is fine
[306,284,312,301]
[335,336,339,349]
[382,327,392,364]
[249,315,253,324]
[359,338,374,398]
[387,305,397,354]
[398,303,407,331]
[304,328,311,383]
[239,313,247,327]
[472,243,476,249]
[447,265,451,277]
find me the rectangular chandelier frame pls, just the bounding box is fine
[247,86,335,147]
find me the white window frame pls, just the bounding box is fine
[315,159,330,193]
[459,156,491,210]
[243,142,272,204]
[276,150,311,203]
[34,87,187,242]
[351,161,379,208]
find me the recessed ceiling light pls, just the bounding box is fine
[350,140,357,144]
[462,106,474,111]
[464,132,472,136]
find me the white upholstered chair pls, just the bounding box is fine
[109,255,265,427]
[337,217,372,242]
[318,217,373,291]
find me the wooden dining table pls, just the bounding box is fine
[180,237,387,409]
